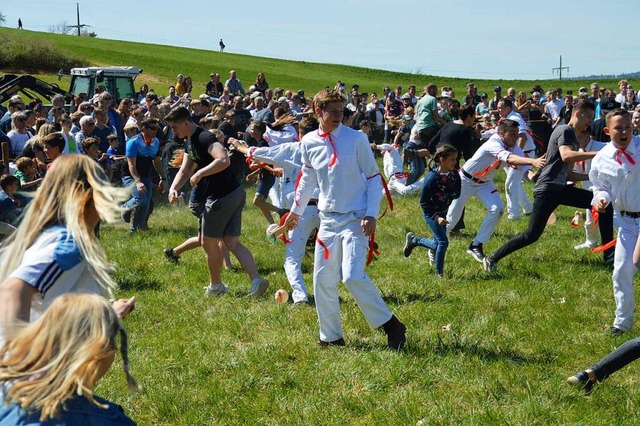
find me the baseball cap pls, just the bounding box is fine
[277,96,288,103]
[579,86,588,93]
[600,97,621,112]
[494,85,502,92]
[401,94,411,100]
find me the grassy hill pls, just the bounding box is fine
[2,27,638,99]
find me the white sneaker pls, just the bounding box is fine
[427,249,435,266]
[249,277,269,297]
[574,242,596,250]
[204,283,228,296]
[507,214,520,220]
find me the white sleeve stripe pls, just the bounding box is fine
[34,261,63,294]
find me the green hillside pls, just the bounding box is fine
[2,27,637,99]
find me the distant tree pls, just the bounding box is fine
[48,20,71,35]
[80,29,97,38]
[0,11,6,26]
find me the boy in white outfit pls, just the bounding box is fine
[573,134,607,250]
[230,117,321,304]
[446,119,546,262]
[284,90,406,349]
[590,109,640,335]
[375,143,424,196]
[497,99,536,220]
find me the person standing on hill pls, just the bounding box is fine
[18,19,23,29]
[219,39,225,52]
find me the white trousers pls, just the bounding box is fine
[612,215,640,331]
[387,176,424,196]
[505,166,532,217]
[283,205,320,303]
[314,212,392,342]
[446,176,503,245]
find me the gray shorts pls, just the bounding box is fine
[200,186,245,238]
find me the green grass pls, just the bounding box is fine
[94,173,639,425]
[2,27,638,100]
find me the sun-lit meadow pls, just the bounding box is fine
[3,26,640,425]
[94,171,640,425]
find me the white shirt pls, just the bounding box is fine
[506,111,536,153]
[545,100,561,120]
[7,131,31,157]
[250,142,319,208]
[1,226,107,346]
[573,139,606,188]
[291,124,382,219]
[264,125,297,147]
[462,133,514,182]
[590,136,640,212]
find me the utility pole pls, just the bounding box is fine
[67,3,89,36]
[552,55,570,81]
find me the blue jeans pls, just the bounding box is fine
[412,213,449,276]
[403,141,426,185]
[122,175,153,232]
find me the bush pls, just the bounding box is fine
[0,33,88,72]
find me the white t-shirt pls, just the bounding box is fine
[1,226,106,345]
[264,125,297,147]
[7,131,31,157]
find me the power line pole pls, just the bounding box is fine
[552,55,569,81]
[67,3,89,36]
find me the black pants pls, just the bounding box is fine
[593,337,640,381]
[491,185,614,262]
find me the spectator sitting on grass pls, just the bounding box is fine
[42,133,66,171]
[17,123,55,173]
[75,116,98,154]
[7,112,32,158]
[0,175,27,226]
[225,70,246,96]
[13,157,42,191]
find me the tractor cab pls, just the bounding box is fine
[69,66,142,102]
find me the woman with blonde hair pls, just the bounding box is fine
[0,293,139,424]
[17,123,56,173]
[0,155,136,346]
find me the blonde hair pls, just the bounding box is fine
[0,293,139,421]
[24,123,56,151]
[0,155,130,297]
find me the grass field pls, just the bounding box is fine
[5,27,640,425]
[92,172,640,425]
[2,27,639,102]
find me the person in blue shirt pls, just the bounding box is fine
[403,144,461,277]
[121,118,166,233]
[0,293,139,425]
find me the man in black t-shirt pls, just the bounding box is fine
[165,107,269,297]
[484,101,614,271]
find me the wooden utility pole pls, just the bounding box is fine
[67,3,89,36]
[552,55,570,81]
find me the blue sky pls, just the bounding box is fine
[3,0,638,80]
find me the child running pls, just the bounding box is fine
[404,144,461,277]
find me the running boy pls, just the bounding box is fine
[283,90,406,349]
[589,108,640,335]
[446,119,546,262]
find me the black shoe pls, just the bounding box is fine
[604,252,615,266]
[277,208,289,219]
[567,370,596,395]
[466,243,485,263]
[403,232,415,258]
[610,326,625,337]
[121,208,131,223]
[318,338,346,347]
[483,255,497,271]
[382,315,406,350]
[163,248,180,263]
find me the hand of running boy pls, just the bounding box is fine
[112,296,136,319]
[284,212,300,230]
[361,216,376,236]
[532,154,547,169]
[436,217,448,226]
[168,189,179,204]
[595,198,608,213]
